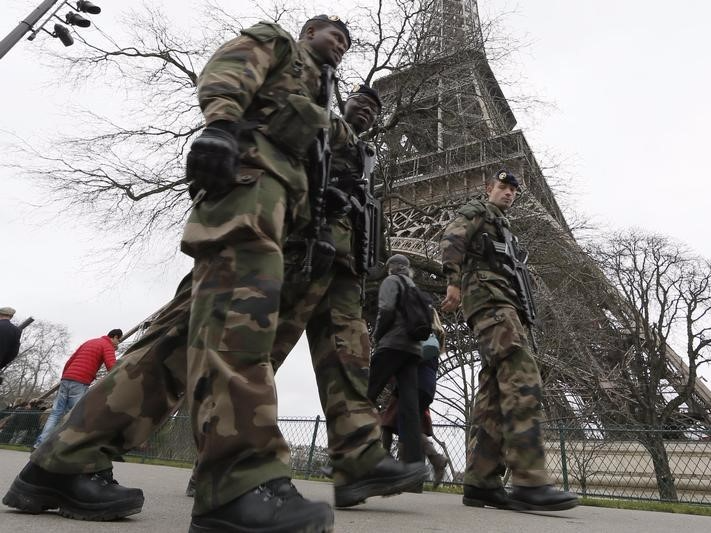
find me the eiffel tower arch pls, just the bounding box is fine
[369,0,711,429]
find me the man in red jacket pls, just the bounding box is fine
[34,329,122,448]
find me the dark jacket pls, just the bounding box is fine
[0,319,21,371]
[373,270,423,357]
[418,356,439,403]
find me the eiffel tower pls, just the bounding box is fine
[370,0,711,428]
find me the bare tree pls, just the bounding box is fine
[581,231,711,500]
[0,319,68,407]
[3,1,530,258]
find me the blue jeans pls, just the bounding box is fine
[34,379,89,447]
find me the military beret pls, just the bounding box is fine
[347,83,382,111]
[494,169,520,189]
[303,15,351,48]
[0,307,16,317]
[386,254,410,268]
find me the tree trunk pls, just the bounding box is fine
[641,433,678,501]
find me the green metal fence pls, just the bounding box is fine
[2,409,709,504]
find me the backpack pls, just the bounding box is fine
[395,275,434,341]
[421,333,441,361]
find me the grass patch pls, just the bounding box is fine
[581,497,711,516]
[0,444,31,453]
[121,455,194,469]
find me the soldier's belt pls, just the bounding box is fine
[463,259,515,283]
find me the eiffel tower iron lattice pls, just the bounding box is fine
[368,0,711,430]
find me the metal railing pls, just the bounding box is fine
[2,410,709,504]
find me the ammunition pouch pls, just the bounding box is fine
[466,234,505,277]
[261,94,329,158]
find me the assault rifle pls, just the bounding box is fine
[483,224,539,351]
[301,64,335,280]
[351,142,382,276]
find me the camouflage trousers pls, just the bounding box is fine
[31,273,192,475]
[35,175,294,515]
[182,173,294,514]
[272,250,384,484]
[464,305,549,488]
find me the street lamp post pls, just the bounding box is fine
[0,0,101,60]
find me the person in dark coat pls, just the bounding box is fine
[0,307,21,373]
[368,254,424,465]
[379,310,448,488]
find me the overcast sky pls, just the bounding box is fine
[1,1,710,417]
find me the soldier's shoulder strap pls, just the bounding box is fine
[330,115,354,147]
[356,137,375,164]
[240,21,298,68]
[456,198,487,220]
[358,138,375,156]
[456,198,500,240]
[241,21,295,44]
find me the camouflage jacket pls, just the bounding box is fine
[196,22,330,228]
[440,197,521,320]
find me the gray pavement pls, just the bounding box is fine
[0,449,709,532]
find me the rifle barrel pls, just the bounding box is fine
[17,317,34,331]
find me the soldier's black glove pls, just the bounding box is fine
[311,226,336,278]
[324,186,352,217]
[186,120,240,200]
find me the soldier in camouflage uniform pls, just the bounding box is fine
[185,84,425,503]
[4,16,353,533]
[271,84,426,508]
[440,169,578,512]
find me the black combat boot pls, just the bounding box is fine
[404,481,424,494]
[188,477,333,533]
[509,485,579,511]
[334,456,428,508]
[2,461,144,520]
[462,485,511,509]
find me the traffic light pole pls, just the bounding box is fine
[0,0,64,60]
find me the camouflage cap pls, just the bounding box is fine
[386,254,410,268]
[0,307,16,317]
[347,83,382,111]
[494,169,520,189]
[303,15,351,48]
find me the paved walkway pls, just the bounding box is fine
[1,449,710,532]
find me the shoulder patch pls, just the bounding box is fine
[457,200,486,220]
[241,21,293,44]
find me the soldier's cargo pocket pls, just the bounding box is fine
[461,270,492,317]
[332,217,353,258]
[181,171,287,257]
[471,311,502,338]
[263,94,330,157]
[477,271,518,302]
[473,307,528,363]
